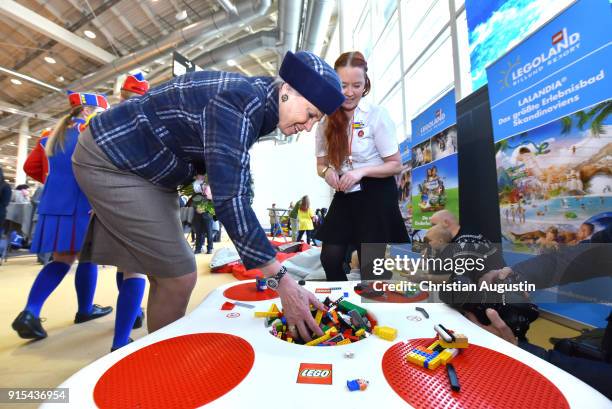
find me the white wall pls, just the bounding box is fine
[250,127,333,229]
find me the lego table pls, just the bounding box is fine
[46,281,612,409]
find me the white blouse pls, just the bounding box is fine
[315,100,399,174]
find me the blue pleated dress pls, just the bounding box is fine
[30,124,92,253]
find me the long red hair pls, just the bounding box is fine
[324,51,371,169]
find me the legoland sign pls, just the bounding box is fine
[487,0,612,141]
[502,27,581,88]
[411,89,456,145]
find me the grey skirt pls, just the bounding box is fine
[72,128,196,278]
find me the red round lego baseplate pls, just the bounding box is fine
[223,282,279,301]
[94,333,254,409]
[382,338,569,409]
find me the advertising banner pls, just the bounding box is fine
[410,90,459,251]
[398,140,412,237]
[486,0,612,254]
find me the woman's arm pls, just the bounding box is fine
[336,152,402,191]
[317,156,340,190]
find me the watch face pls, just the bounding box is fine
[266,278,279,290]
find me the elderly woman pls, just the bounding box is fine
[72,51,344,342]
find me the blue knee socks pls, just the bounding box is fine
[25,261,71,317]
[74,262,98,315]
[112,277,146,350]
[116,271,144,318]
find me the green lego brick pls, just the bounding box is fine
[338,300,367,316]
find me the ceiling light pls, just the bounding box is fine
[57,76,64,82]
[175,10,187,21]
[10,78,22,85]
[84,30,96,39]
[227,59,236,67]
[44,56,56,64]
[0,66,61,92]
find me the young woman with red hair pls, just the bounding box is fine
[315,51,409,281]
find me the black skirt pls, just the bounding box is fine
[316,176,409,245]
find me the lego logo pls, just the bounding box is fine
[300,369,330,377]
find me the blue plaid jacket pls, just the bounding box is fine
[89,71,279,269]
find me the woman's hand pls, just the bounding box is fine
[337,168,365,192]
[276,277,326,342]
[324,168,340,190]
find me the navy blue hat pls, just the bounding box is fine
[279,51,345,115]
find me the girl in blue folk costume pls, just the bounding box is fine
[111,72,149,351]
[11,92,113,340]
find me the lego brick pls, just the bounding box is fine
[315,310,324,325]
[426,340,440,352]
[365,312,378,328]
[355,328,365,337]
[439,334,468,349]
[338,300,367,316]
[255,311,280,318]
[425,355,441,370]
[349,310,367,329]
[305,333,331,346]
[336,338,352,345]
[373,326,398,341]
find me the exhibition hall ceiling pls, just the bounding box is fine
[0,0,336,183]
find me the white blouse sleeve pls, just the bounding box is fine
[314,119,328,158]
[372,106,399,158]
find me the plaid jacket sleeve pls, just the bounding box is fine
[203,89,277,269]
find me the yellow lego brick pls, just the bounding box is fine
[426,340,440,352]
[373,326,398,341]
[254,311,280,318]
[426,356,441,370]
[305,333,330,346]
[439,336,469,349]
[315,310,323,325]
[406,353,424,367]
[269,303,280,313]
[336,338,352,345]
[439,348,459,364]
[325,326,338,336]
[276,332,283,338]
[355,328,365,337]
[287,337,294,343]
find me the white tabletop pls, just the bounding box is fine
[46,281,612,409]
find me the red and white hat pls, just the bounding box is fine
[67,90,109,110]
[121,72,149,95]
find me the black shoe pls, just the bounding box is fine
[74,304,113,324]
[110,337,133,352]
[132,310,145,329]
[194,249,202,254]
[12,310,47,340]
[206,249,213,254]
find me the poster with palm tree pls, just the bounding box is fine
[495,100,611,253]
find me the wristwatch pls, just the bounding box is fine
[265,265,288,290]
